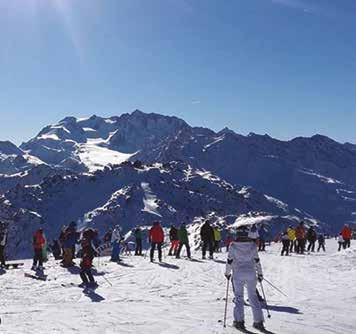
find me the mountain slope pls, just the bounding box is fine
[13,110,356,231]
[0,140,44,175]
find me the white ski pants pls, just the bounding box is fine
[232,276,264,323]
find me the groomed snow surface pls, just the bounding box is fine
[0,240,355,334]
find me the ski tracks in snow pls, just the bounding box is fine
[0,241,355,333]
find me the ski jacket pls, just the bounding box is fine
[200,223,214,242]
[33,230,46,250]
[295,225,306,239]
[306,228,317,242]
[169,227,178,241]
[338,235,344,243]
[287,228,296,241]
[341,226,352,239]
[225,241,263,279]
[213,228,222,242]
[178,227,189,244]
[63,227,79,248]
[281,233,289,241]
[318,234,325,243]
[134,228,143,240]
[80,253,93,269]
[149,225,164,243]
[111,228,123,244]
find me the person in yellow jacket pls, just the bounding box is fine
[287,226,296,253]
[213,227,222,252]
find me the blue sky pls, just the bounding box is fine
[0,0,355,145]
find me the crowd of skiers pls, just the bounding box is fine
[0,218,354,291]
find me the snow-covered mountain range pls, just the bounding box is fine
[0,161,309,258]
[1,110,355,258]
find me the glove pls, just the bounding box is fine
[225,273,231,280]
[257,274,263,282]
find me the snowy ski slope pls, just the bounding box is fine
[0,240,355,333]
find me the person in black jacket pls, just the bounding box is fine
[317,234,326,252]
[200,220,215,259]
[168,225,179,256]
[306,227,317,252]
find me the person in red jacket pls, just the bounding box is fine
[149,221,164,262]
[295,222,306,254]
[32,228,46,270]
[341,224,352,249]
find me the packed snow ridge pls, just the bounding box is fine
[0,240,355,334]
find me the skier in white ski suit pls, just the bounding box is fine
[225,226,265,331]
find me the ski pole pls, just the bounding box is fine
[264,278,288,297]
[259,281,271,319]
[223,278,230,328]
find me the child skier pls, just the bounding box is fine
[225,226,265,331]
[79,229,98,287]
[79,251,97,288]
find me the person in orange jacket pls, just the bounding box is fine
[341,224,352,249]
[32,228,46,270]
[295,222,306,254]
[149,221,164,262]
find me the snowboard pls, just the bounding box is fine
[24,272,48,281]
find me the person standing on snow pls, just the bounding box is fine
[32,228,46,270]
[287,225,296,253]
[79,229,98,287]
[281,231,290,256]
[337,233,344,251]
[258,224,267,251]
[295,222,306,254]
[176,223,191,259]
[134,226,143,256]
[213,226,222,252]
[168,225,179,256]
[306,226,317,252]
[317,233,326,252]
[200,220,215,259]
[111,225,123,262]
[149,221,164,262]
[341,224,352,249]
[224,226,265,331]
[62,222,79,267]
[0,221,8,267]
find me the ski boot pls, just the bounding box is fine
[233,321,246,330]
[253,322,265,331]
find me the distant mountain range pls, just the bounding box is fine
[1,110,355,257]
